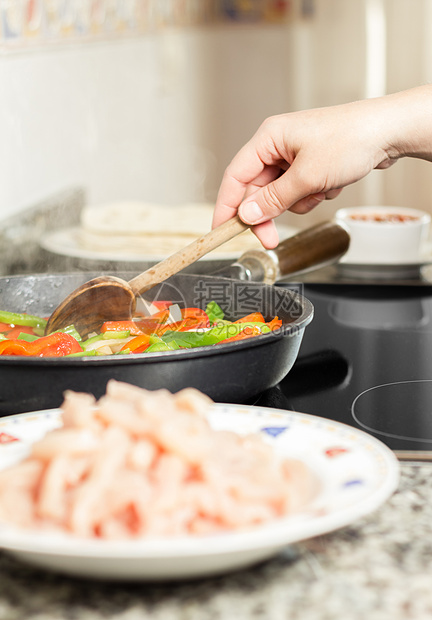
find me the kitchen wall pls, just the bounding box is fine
[380,0,432,223]
[0,0,298,224]
[1,0,432,233]
[282,0,432,229]
[0,34,211,216]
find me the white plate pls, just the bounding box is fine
[335,241,432,280]
[0,405,399,581]
[40,225,298,263]
[338,240,432,267]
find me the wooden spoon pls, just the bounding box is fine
[45,216,249,337]
[45,217,350,338]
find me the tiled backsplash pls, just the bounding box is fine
[0,0,293,51]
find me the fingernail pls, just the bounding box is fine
[240,201,264,224]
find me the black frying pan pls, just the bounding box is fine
[0,272,313,415]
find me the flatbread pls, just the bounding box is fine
[81,202,217,237]
[79,202,264,257]
[78,228,263,257]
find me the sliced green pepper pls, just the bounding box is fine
[66,349,98,357]
[144,335,179,352]
[102,330,130,339]
[82,330,131,351]
[162,322,269,348]
[17,333,40,342]
[205,301,224,325]
[146,341,179,353]
[54,324,82,342]
[212,319,232,327]
[81,334,105,350]
[0,311,47,330]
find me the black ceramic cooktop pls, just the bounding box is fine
[255,283,432,458]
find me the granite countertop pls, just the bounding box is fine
[0,462,431,620]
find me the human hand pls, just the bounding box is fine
[212,90,429,248]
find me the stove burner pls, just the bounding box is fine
[352,380,432,444]
[256,284,432,456]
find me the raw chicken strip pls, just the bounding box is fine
[0,381,317,539]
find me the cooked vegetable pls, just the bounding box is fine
[100,321,144,336]
[0,311,47,330]
[0,332,83,357]
[216,325,263,344]
[234,312,265,324]
[205,301,224,325]
[0,301,282,357]
[120,334,151,354]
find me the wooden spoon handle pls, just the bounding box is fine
[229,221,350,284]
[128,215,249,295]
[272,221,350,276]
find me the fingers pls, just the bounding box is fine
[251,219,279,249]
[288,188,343,214]
[243,165,285,200]
[283,194,326,215]
[212,167,280,248]
[324,188,343,200]
[239,156,325,224]
[212,165,283,229]
[212,141,268,229]
[212,109,347,246]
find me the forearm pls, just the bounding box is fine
[213,84,432,248]
[380,85,432,163]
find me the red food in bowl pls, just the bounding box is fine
[349,213,419,223]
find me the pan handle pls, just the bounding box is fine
[237,221,350,283]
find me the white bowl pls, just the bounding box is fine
[335,206,431,264]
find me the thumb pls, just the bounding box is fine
[239,159,324,224]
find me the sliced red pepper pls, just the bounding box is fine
[32,333,83,357]
[181,308,210,324]
[151,301,173,311]
[0,340,33,356]
[0,332,82,357]
[267,316,282,330]
[154,308,209,332]
[216,325,262,344]
[234,312,265,324]
[157,319,194,335]
[134,318,167,335]
[135,308,209,335]
[100,321,144,336]
[120,334,151,353]
[4,325,38,338]
[147,309,171,322]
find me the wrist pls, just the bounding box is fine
[382,86,432,162]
